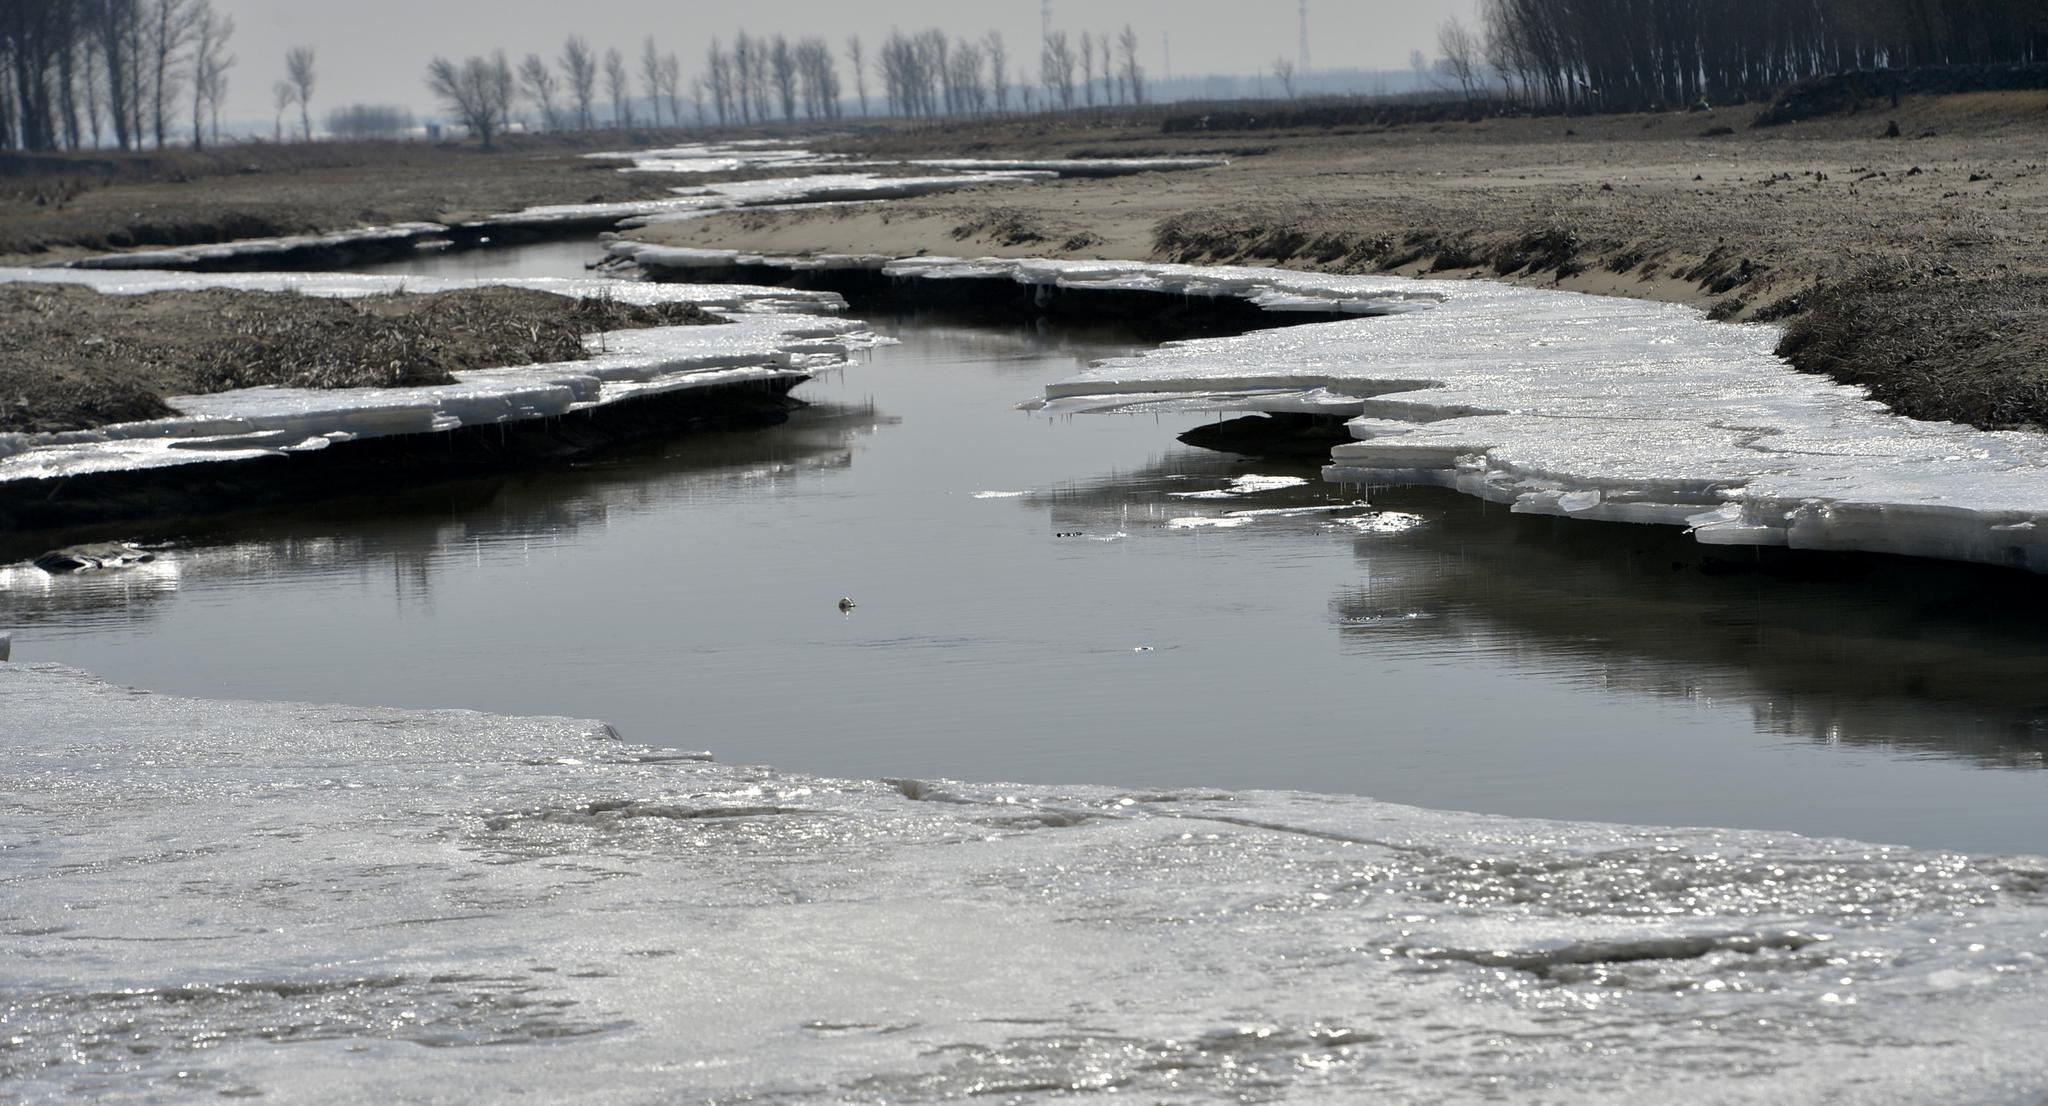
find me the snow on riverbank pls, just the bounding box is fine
[2,660,2043,1103]
[0,269,872,483]
[617,245,2048,572]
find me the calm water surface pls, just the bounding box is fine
[3,243,2044,854]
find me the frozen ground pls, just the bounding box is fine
[0,269,870,483]
[1,661,2043,1104]
[619,248,2048,572]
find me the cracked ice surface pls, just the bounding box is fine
[2,662,2044,1104]
[0,269,869,483]
[932,257,2048,571]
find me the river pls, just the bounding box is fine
[3,239,2042,855]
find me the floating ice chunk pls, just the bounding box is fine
[972,490,1028,499]
[1167,474,1312,499]
[1167,516,1254,529]
[1332,512,1428,534]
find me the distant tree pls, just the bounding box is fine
[1041,31,1075,109]
[270,79,294,142]
[986,31,1008,113]
[190,3,233,148]
[1098,34,1112,104]
[602,46,630,127]
[658,51,684,128]
[1272,55,1296,99]
[1079,31,1095,106]
[1437,15,1480,100]
[285,44,315,140]
[145,0,199,148]
[639,36,663,126]
[705,39,731,125]
[768,34,797,121]
[559,35,596,129]
[327,102,413,139]
[1116,25,1143,105]
[425,53,511,146]
[845,35,867,116]
[518,53,560,130]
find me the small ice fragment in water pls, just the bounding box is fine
[1133,645,1153,652]
[1167,517,1254,529]
[972,490,1028,499]
[1334,512,1426,534]
[1168,474,1312,499]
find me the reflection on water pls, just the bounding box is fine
[2,316,2043,854]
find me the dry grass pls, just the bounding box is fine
[0,284,718,433]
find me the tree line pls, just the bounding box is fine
[1456,0,2048,111]
[1,0,244,153]
[425,23,1152,144]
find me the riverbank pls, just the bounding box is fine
[635,91,2048,430]
[0,282,718,433]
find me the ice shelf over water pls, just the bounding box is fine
[2,661,2044,1103]
[626,251,2048,572]
[60,222,450,270]
[0,269,870,484]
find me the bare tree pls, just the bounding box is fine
[426,52,511,146]
[1099,34,1113,104]
[559,35,596,129]
[602,47,630,127]
[986,31,1008,113]
[285,44,314,139]
[689,75,707,126]
[1041,31,1075,109]
[768,35,796,121]
[845,35,867,116]
[1272,55,1296,99]
[1079,31,1094,107]
[145,0,199,148]
[270,79,293,142]
[82,37,106,147]
[189,2,232,148]
[658,51,684,128]
[1117,24,1143,105]
[1437,15,1480,101]
[731,33,756,122]
[705,39,731,125]
[519,53,560,129]
[794,38,838,119]
[639,36,662,126]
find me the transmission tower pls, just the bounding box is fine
[1299,0,1311,76]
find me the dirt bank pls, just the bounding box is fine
[637,91,2048,430]
[0,284,717,433]
[0,139,687,264]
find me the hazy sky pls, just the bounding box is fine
[214,0,1481,125]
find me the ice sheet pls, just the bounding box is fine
[2,661,2044,1104]
[60,222,450,270]
[814,257,2048,572]
[0,269,869,483]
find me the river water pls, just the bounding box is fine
[2,242,2044,856]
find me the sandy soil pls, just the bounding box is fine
[636,92,2048,428]
[0,284,715,433]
